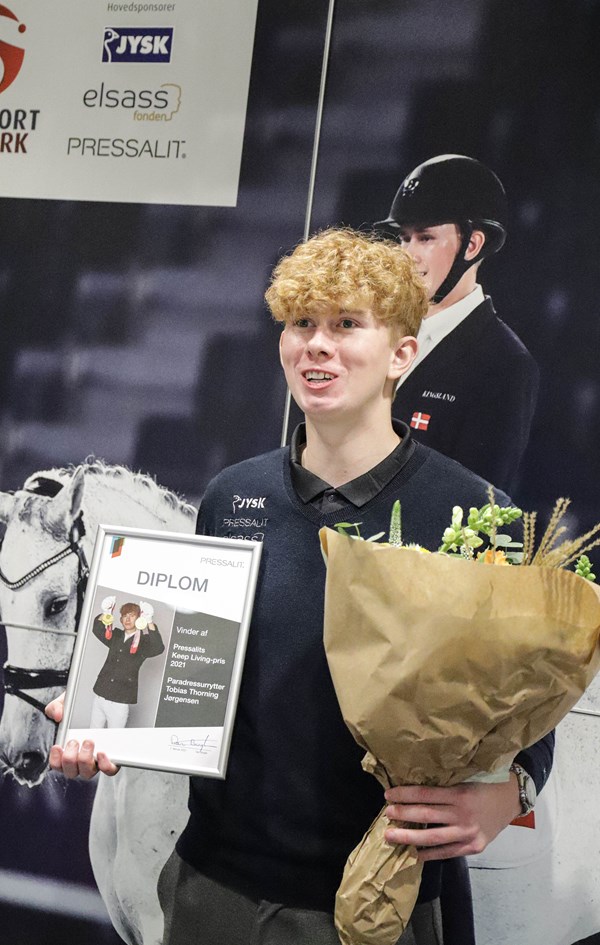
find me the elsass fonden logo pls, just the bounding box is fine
[0,3,26,94]
[103,26,173,63]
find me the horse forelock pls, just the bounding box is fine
[17,494,70,543]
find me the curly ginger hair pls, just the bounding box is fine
[265,228,427,337]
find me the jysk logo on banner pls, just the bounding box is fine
[102,27,174,64]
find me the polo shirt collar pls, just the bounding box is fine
[289,420,414,508]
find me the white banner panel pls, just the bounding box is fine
[0,0,258,204]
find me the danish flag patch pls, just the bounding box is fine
[410,412,431,431]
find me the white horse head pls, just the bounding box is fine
[0,460,196,786]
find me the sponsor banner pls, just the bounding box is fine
[0,0,258,204]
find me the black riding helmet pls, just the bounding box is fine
[375,154,507,304]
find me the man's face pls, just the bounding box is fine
[397,223,461,300]
[121,610,138,632]
[279,307,413,421]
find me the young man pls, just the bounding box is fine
[90,598,164,729]
[48,229,553,945]
[375,154,539,493]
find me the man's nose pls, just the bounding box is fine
[307,327,334,357]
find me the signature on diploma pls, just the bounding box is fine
[170,734,217,754]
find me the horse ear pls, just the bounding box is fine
[44,467,86,534]
[0,492,14,524]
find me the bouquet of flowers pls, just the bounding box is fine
[319,496,600,945]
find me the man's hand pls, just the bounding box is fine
[45,693,120,779]
[45,691,65,724]
[384,775,522,861]
[49,739,120,780]
[138,600,156,631]
[139,601,154,622]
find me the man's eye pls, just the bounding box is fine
[294,318,310,328]
[340,319,356,328]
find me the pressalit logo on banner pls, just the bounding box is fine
[0,0,259,205]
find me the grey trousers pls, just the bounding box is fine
[158,850,443,945]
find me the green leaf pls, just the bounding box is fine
[366,532,386,542]
[333,521,363,538]
[506,552,524,564]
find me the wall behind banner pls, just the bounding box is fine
[0,1,331,941]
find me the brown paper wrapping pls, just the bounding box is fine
[335,804,422,945]
[320,527,600,945]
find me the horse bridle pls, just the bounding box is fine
[0,507,90,715]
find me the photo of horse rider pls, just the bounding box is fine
[90,597,165,729]
[375,154,539,493]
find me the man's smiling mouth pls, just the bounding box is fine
[304,371,335,382]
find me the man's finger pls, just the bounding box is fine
[45,691,66,722]
[97,752,120,777]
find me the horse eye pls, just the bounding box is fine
[44,596,69,618]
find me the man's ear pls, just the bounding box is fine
[465,229,486,261]
[390,335,418,381]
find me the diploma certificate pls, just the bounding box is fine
[59,525,261,777]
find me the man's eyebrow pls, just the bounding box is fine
[399,226,431,235]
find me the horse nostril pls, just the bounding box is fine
[15,751,47,783]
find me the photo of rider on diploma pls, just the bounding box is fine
[90,596,165,729]
[68,588,172,731]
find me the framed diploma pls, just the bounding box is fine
[59,525,262,778]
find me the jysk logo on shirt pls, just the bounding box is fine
[232,495,266,513]
[102,27,174,63]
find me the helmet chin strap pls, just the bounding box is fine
[429,221,479,305]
